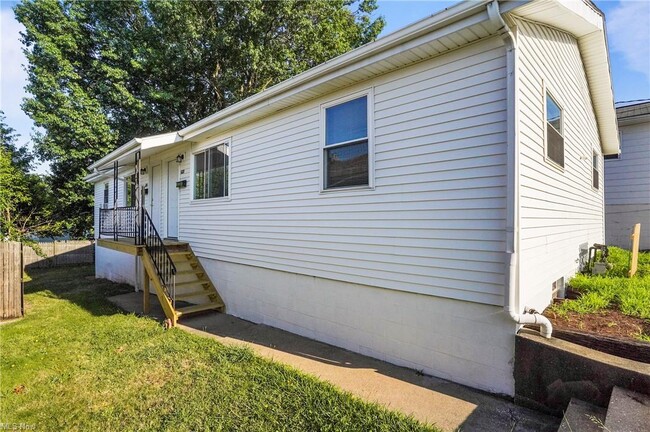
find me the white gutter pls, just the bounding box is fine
[487,0,552,339]
[178,0,496,140]
[87,138,141,172]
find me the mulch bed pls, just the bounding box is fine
[543,306,650,343]
[537,306,650,363]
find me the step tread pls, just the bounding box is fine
[175,290,215,300]
[176,302,223,316]
[169,251,193,256]
[558,398,606,432]
[175,280,211,289]
[175,269,205,276]
[605,387,650,432]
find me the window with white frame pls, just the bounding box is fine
[125,174,136,206]
[194,142,229,200]
[545,92,564,168]
[592,150,599,190]
[323,95,369,189]
[103,183,109,208]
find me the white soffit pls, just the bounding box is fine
[512,0,619,155]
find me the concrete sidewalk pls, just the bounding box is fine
[108,292,559,432]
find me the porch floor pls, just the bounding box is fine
[97,237,188,256]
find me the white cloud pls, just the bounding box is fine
[607,0,650,80]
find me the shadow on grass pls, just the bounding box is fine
[24,264,134,317]
[28,266,559,431]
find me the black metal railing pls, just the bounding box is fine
[141,208,176,306]
[99,207,139,242]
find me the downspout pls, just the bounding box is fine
[487,0,552,338]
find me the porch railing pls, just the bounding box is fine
[141,208,177,307]
[99,207,139,242]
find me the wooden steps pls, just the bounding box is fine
[176,290,214,300]
[175,280,210,289]
[176,302,223,317]
[142,241,224,326]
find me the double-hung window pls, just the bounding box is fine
[545,92,564,168]
[323,95,370,189]
[194,142,230,200]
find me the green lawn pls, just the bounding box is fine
[0,265,435,432]
[550,247,650,324]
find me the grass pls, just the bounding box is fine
[0,265,436,432]
[550,247,650,322]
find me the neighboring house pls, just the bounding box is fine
[85,0,619,396]
[605,101,650,250]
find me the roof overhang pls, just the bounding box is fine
[177,0,525,142]
[86,0,621,183]
[510,0,620,155]
[616,101,650,127]
[85,132,182,182]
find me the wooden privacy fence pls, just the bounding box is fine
[23,240,95,269]
[1,241,23,320]
[2,240,95,320]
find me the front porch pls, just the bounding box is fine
[97,237,188,256]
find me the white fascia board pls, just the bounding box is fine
[140,132,182,150]
[87,138,141,172]
[511,0,619,155]
[85,132,183,182]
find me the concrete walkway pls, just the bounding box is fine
[108,292,559,432]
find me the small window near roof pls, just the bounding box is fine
[546,92,564,168]
[323,95,369,189]
[592,150,599,190]
[604,154,619,160]
[194,142,229,200]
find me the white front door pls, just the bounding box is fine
[167,160,179,238]
[150,164,162,232]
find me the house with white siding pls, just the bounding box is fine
[85,0,619,396]
[605,101,650,250]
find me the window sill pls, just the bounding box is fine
[544,156,565,173]
[319,185,375,194]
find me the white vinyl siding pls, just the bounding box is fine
[605,122,650,205]
[605,119,650,249]
[178,37,508,306]
[515,18,604,310]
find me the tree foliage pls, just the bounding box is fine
[0,113,56,244]
[15,0,385,236]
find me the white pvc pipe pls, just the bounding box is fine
[487,0,552,339]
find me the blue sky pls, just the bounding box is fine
[1,0,649,174]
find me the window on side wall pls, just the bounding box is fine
[545,92,564,168]
[592,150,599,190]
[323,94,370,190]
[194,142,230,200]
[125,174,136,206]
[103,183,109,208]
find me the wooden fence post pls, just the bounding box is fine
[629,223,641,277]
[1,241,24,320]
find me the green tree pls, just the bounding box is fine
[0,116,55,243]
[0,111,32,171]
[15,0,385,236]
